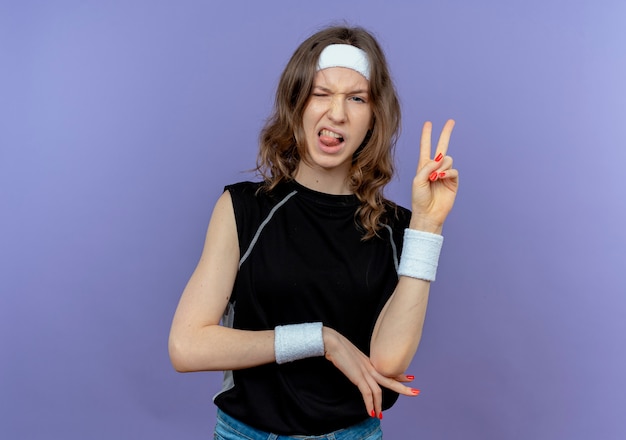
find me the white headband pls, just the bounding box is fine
[316,44,371,81]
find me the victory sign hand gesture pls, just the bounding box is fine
[410,119,459,233]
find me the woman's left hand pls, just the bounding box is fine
[410,119,459,233]
[322,327,420,419]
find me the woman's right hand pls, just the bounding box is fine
[322,326,420,419]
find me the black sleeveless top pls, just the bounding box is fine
[213,180,411,435]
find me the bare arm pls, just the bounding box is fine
[168,191,276,372]
[370,119,459,377]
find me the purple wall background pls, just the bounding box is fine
[2,0,625,438]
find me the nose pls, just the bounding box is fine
[327,95,347,123]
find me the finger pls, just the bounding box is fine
[439,155,453,171]
[393,374,415,383]
[355,358,384,419]
[356,374,382,419]
[417,155,454,183]
[355,355,379,417]
[356,381,375,418]
[416,156,446,182]
[363,369,383,419]
[434,119,455,158]
[380,376,421,397]
[418,121,433,171]
[436,168,458,178]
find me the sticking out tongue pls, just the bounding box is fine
[320,134,343,147]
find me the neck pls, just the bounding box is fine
[294,163,352,195]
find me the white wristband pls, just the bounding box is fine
[274,322,325,364]
[397,229,444,282]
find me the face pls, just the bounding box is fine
[298,67,373,179]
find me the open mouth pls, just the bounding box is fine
[319,129,344,147]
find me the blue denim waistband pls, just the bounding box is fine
[214,408,382,440]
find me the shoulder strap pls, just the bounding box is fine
[238,189,298,267]
[225,182,298,269]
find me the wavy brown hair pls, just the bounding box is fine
[257,25,401,239]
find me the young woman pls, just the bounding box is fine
[169,25,458,439]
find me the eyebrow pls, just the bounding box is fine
[313,85,369,95]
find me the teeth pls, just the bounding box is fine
[320,129,342,139]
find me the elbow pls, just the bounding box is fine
[370,346,412,378]
[168,324,225,372]
[371,356,407,379]
[168,336,193,373]
[370,337,421,378]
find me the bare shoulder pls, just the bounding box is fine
[202,190,238,263]
[210,190,235,227]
